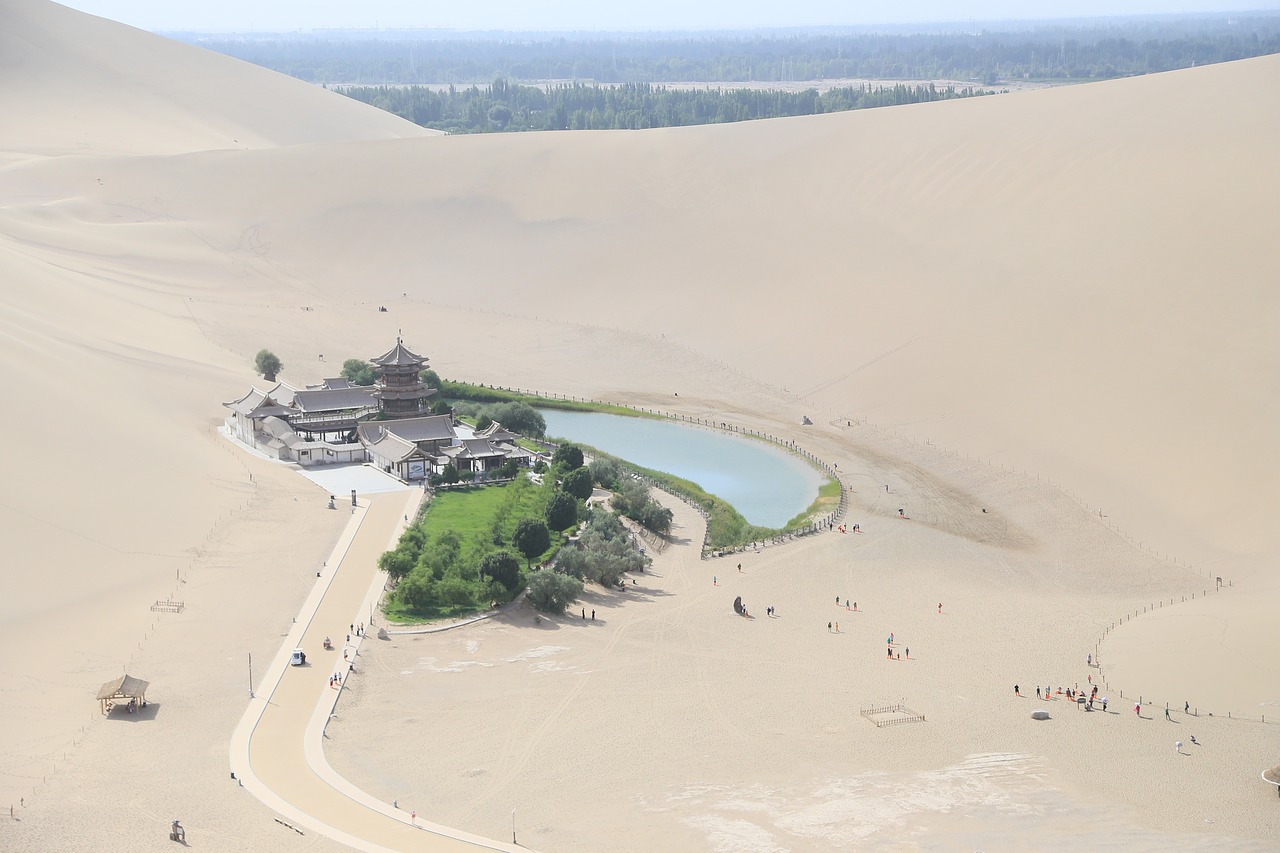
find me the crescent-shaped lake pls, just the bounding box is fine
[539,410,824,528]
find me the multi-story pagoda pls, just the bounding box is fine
[371,337,433,418]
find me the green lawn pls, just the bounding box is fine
[381,476,562,623]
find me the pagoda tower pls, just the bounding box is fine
[371,337,430,418]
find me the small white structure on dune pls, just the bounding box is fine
[224,337,535,482]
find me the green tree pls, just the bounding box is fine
[512,518,551,566]
[397,572,435,610]
[525,568,583,614]
[545,491,579,531]
[638,501,674,535]
[430,399,452,415]
[490,402,545,437]
[588,458,621,489]
[378,547,415,580]
[255,349,282,381]
[420,368,441,389]
[341,358,377,385]
[475,414,493,431]
[480,550,522,591]
[553,443,584,470]
[561,466,594,501]
[434,576,477,607]
[418,529,462,580]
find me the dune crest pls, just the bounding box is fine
[0,0,434,158]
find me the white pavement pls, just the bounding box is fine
[230,490,526,852]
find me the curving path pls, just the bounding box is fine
[230,490,525,853]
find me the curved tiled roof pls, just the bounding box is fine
[293,386,377,413]
[370,338,426,367]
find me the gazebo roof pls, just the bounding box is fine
[96,674,150,701]
[371,338,426,367]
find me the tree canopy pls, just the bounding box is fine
[561,467,595,501]
[254,349,282,380]
[341,358,377,386]
[545,491,579,531]
[480,550,522,592]
[553,444,584,471]
[526,568,583,614]
[196,17,1280,89]
[512,518,551,566]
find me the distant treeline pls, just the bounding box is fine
[338,80,992,132]
[181,15,1280,85]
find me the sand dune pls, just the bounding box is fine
[0,0,1276,849]
[0,0,432,158]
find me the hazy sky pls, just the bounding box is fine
[59,0,1276,32]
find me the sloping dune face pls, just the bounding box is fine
[0,0,432,157]
[0,1,1277,845]
[19,52,1270,564]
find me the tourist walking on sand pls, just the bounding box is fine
[1014,684,1020,696]
[1134,702,1142,716]
[905,647,909,659]
[1175,741,1183,753]
[1036,686,1041,699]
[828,622,833,633]
[937,602,942,614]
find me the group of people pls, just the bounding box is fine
[1016,683,1107,712]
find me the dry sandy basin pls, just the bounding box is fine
[328,426,1277,853]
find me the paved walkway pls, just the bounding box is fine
[230,491,524,852]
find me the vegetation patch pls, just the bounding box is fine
[381,476,563,623]
[441,380,652,419]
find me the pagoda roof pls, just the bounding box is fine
[474,421,517,442]
[444,438,508,460]
[357,426,429,462]
[293,386,378,413]
[223,387,292,419]
[361,414,456,444]
[496,442,537,460]
[371,338,426,367]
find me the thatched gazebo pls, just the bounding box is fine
[97,674,149,714]
[1263,764,1280,798]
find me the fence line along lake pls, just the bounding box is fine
[538,410,824,529]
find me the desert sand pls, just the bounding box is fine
[0,1,1276,850]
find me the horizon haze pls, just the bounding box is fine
[59,0,1280,33]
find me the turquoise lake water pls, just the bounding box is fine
[539,410,824,528]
